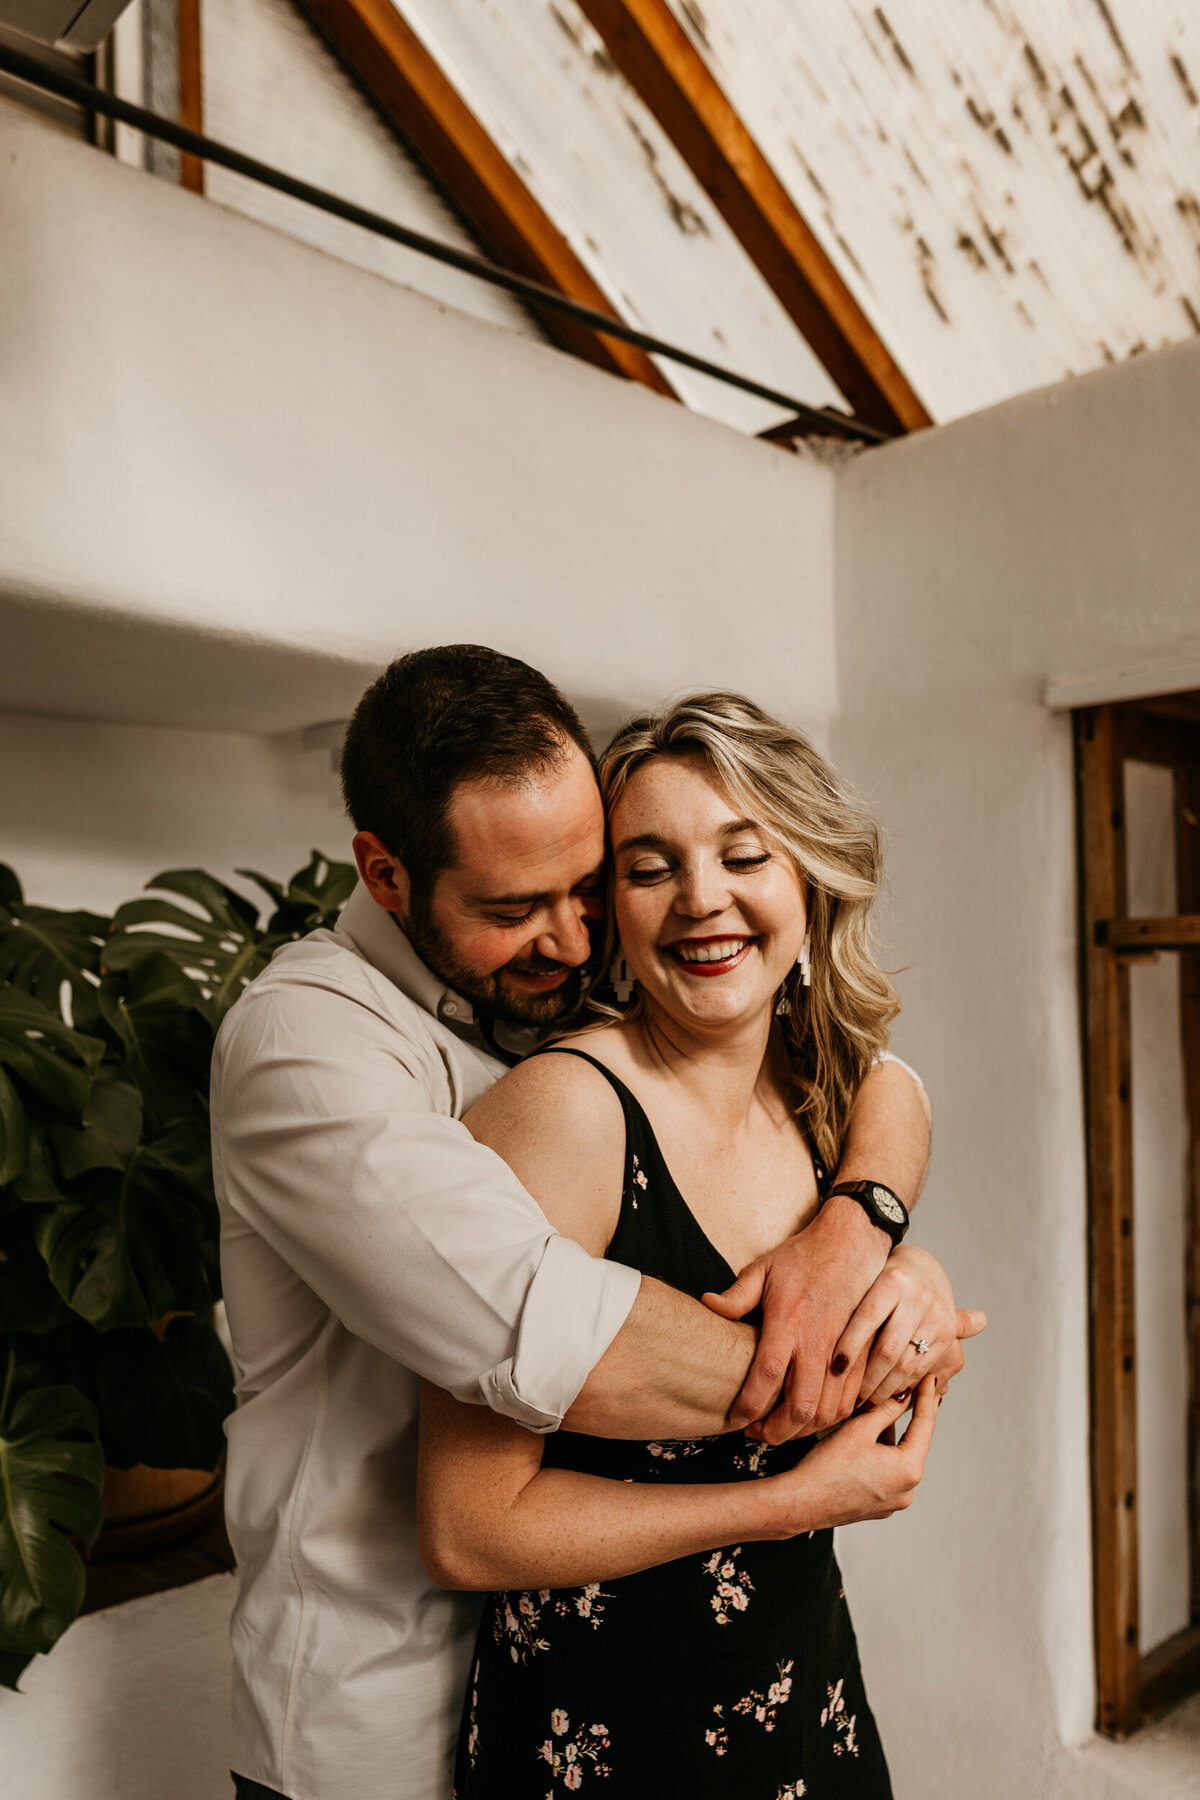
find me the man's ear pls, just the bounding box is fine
[353,830,412,916]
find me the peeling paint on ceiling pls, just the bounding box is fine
[397,0,847,433]
[663,0,1200,419]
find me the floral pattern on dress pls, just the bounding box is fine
[776,1782,808,1798]
[494,1591,553,1662]
[733,1660,795,1732]
[464,1660,481,1770]
[644,1438,707,1462]
[496,1582,612,1662]
[821,1678,860,1757]
[702,1547,755,1623]
[705,1660,795,1759]
[629,1153,648,1207]
[730,1436,774,1476]
[705,1709,730,1756]
[537,1710,612,1790]
[552,1581,610,1629]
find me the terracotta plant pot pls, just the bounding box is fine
[92,1460,224,1560]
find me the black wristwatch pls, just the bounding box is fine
[824,1180,910,1247]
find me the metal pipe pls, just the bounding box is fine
[0,37,890,444]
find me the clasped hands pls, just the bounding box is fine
[703,1196,986,1446]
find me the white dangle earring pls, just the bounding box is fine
[776,939,812,1017]
[608,950,635,1004]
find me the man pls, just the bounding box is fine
[213,646,976,1800]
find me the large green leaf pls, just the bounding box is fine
[239,850,356,938]
[95,1317,233,1472]
[103,857,355,1026]
[0,865,21,911]
[10,1123,65,1207]
[11,1073,143,1206]
[0,1064,27,1185]
[34,1116,217,1330]
[105,870,267,1022]
[0,1203,72,1332]
[0,991,104,1123]
[49,1066,142,1180]
[0,1385,104,1661]
[0,885,108,1032]
[97,954,213,1131]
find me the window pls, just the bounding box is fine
[1076,694,1200,1735]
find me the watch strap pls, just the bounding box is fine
[825,1179,910,1246]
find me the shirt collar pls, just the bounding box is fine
[334,882,477,1030]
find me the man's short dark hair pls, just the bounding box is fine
[341,645,593,893]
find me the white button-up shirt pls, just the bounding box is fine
[212,884,641,1800]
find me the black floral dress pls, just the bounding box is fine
[454,1048,892,1800]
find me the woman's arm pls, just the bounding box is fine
[418,1379,936,1592]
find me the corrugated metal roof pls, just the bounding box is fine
[661,0,1200,419]
[398,0,844,432]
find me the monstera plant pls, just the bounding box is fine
[0,851,356,1689]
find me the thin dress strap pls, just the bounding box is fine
[524,1044,739,1292]
[529,1045,830,1195]
[524,1044,646,1125]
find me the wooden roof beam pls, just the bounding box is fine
[576,0,931,433]
[298,0,678,398]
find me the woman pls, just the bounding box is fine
[419,693,941,1798]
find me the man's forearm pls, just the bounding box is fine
[564,1276,756,1439]
[833,1057,931,1208]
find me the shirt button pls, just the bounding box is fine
[443,1002,457,1017]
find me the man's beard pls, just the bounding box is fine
[401,894,593,1028]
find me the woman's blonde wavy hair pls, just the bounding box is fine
[590,692,899,1172]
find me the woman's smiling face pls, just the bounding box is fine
[609,753,807,1035]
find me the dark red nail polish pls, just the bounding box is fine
[895,1388,911,1404]
[855,1400,874,1414]
[831,1353,849,1375]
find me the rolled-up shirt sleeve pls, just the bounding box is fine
[212,977,641,1432]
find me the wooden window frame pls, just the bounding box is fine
[177,0,204,194]
[93,0,203,186]
[1076,696,1200,1736]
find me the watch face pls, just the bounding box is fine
[871,1185,907,1223]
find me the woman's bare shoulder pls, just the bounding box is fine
[463,1031,629,1248]
[464,1032,625,1139]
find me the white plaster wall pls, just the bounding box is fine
[0,713,350,916]
[832,338,1200,1800]
[0,1577,235,1800]
[0,98,837,740]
